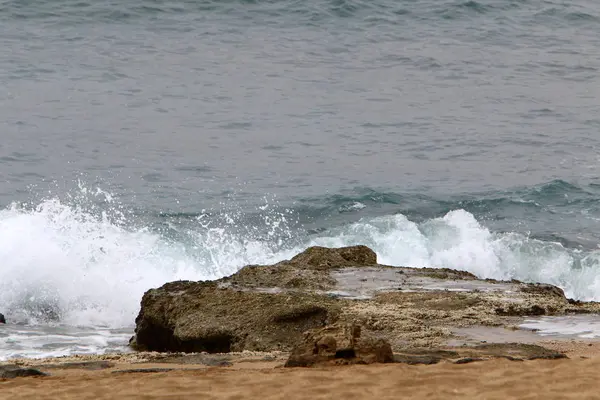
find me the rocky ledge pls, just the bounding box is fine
[130,245,600,363]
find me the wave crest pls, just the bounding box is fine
[3,183,600,330]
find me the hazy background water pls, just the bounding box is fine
[3,0,600,359]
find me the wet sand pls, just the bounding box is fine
[3,345,600,400]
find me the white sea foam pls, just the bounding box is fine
[520,315,600,339]
[299,209,600,301]
[0,198,288,330]
[0,324,132,361]
[338,201,367,213]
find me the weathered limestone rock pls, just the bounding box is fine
[130,281,341,353]
[288,245,377,269]
[130,245,600,354]
[284,323,394,367]
[0,365,47,379]
[130,246,374,353]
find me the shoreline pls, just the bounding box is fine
[4,244,600,398]
[3,342,600,399]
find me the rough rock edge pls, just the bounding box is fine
[284,323,394,367]
[130,245,600,355]
[0,365,47,379]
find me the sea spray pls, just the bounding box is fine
[295,210,600,301]
[0,199,202,327]
[0,189,300,329]
[3,189,600,334]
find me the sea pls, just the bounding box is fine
[3,0,600,360]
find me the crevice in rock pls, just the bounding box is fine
[180,333,234,354]
[132,323,178,352]
[335,349,356,359]
[273,306,328,323]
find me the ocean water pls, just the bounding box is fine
[3,0,600,359]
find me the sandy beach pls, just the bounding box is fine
[2,345,600,400]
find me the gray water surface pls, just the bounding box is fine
[2,0,600,211]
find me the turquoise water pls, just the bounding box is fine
[2,0,600,359]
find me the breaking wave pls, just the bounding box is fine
[2,183,600,331]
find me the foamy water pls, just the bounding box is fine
[0,324,132,360]
[302,210,600,301]
[521,316,600,339]
[2,194,600,360]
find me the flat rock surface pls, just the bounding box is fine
[130,245,600,355]
[0,364,47,379]
[40,361,115,370]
